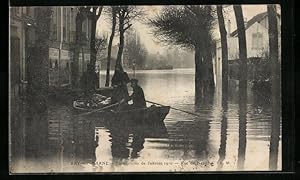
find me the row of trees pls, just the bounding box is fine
[71,6,143,89]
[150,5,280,169]
[217,5,280,170]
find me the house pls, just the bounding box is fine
[213,11,281,86]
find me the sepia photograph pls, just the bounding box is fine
[9,4,282,173]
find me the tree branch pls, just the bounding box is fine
[124,23,132,31]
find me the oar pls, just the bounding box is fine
[76,102,120,116]
[146,100,202,117]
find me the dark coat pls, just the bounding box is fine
[129,85,146,108]
[111,85,129,103]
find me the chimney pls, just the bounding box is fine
[227,19,231,37]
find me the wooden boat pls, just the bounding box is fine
[73,100,170,124]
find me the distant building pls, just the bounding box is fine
[214,11,281,85]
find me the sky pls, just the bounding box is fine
[96,5,279,54]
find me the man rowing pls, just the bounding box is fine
[126,79,146,109]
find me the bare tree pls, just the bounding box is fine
[267,4,280,171]
[87,6,103,90]
[95,36,107,54]
[114,6,144,70]
[233,5,248,95]
[149,5,215,102]
[217,5,229,104]
[105,6,117,87]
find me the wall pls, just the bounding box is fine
[48,7,91,87]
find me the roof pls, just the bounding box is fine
[230,11,280,37]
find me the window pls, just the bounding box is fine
[63,27,66,41]
[11,8,16,16]
[51,24,57,40]
[63,8,67,42]
[26,8,30,16]
[252,32,263,49]
[51,8,57,40]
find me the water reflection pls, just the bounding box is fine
[11,69,282,172]
[237,88,247,170]
[217,100,228,170]
[95,118,168,168]
[73,118,98,165]
[109,123,131,165]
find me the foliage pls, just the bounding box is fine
[114,6,146,68]
[149,5,216,50]
[95,36,107,54]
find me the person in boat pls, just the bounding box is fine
[126,79,146,109]
[111,82,130,108]
[111,65,130,109]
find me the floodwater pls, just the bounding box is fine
[11,68,282,173]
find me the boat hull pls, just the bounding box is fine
[73,102,170,125]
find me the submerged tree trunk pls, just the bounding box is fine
[195,46,204,104]
[105,9,117,87]
[89,17,98,89]
[116,17,125,69]
[234,5,247,170]
[205,47,215,90]
[233,5,248,98]
[88,7,103,90]
[72,11,84,89]
[267,4,280,171]
[217,5,229,104]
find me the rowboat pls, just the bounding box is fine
[73,100,170,124]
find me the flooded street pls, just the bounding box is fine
[13,68,281,172]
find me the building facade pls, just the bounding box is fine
[214,12,281,85]
[10,7,92,166]
[10,7,92,90]
[49,7,91,87]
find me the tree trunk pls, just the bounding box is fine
[195,46,204,104]
[105,9,117,87]
[72,11,83,89]
[206,47,215,90]
[217,100,228,170]
[267,4,280,171]
[217,5,229,104]
[89,16,98,89]
[233,5,248,99]
[115,16,125,70]
[234,5,247,170]
[201,39,215,103]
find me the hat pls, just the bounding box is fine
[130,79,138,84]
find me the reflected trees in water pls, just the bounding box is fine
[233,5,248,170]
[267,4,281,170]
